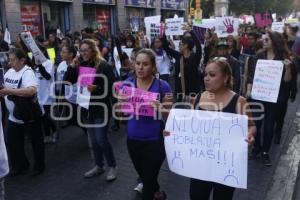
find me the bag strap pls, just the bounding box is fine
[17,68,32,89]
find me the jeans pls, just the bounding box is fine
[42,105,56,136]
[86,118,116,168]
[127,138,165,200]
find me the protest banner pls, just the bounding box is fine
[194,18,216,29]
[271,22,284,33]
[20,32,47,63]
[251,59,284,103]
[78,66,97,87]
[76,86,91,110]
[254,12,273,28]
[144,15,161,42]
[149,23,164,41]
[165,18,184,36]
[122,48,133,60]
[164,109,248,189]
[119,86,158,117]
[215,17,239,37]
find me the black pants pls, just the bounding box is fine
[274,101,288,139]
[6,120,45,171]
[251,100,276,153]
[127,138,165,200]
[159,74,169,83]
[42,105,56,136]
[190,179,235,200]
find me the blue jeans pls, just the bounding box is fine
[86,118,116,168]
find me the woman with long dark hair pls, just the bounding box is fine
[247,31,296,165]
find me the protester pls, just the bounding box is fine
[247,31,295,165]
[243,32,258,55]
[33,45,57,144]
[163,25,202,101]
[0,48,45,176]
[118,49,172,200]
[151,37,171,82]
[181,58,256,200]
[64,39,117,181]
[227,35,240,59]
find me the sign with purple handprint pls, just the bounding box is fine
[215,17,240,38]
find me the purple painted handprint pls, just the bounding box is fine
[223,18,234,34]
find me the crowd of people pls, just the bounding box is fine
[0,20,299,200]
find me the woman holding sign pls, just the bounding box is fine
[117,49,172,200]
[64,39,117,181]
[186,58,256,200]
[246,31,296,166]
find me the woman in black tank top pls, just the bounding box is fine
[189,58,256,200]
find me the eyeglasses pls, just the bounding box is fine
[79,48,91,53]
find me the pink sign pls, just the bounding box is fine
[254,12,273,28]
[78,66,97,87]
[119,86,158,117]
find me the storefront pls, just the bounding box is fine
[161,0,186,21]
[125,0,156,32]
[20,0,72,37]
[82,0,116,38]
[42,0,72,36]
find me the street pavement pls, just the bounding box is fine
[4,82,300,200]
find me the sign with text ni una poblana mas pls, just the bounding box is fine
[164,109,248,189]
[251,59,284,103]
[119,86,158,117]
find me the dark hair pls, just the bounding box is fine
[290,26,299,34]
[181,36,194,50]
[150,37,163,49]
[207,58,233,89]
[8,48,27,60]
[61,37,72,46]
[62,45,77,59]
[267,31,291,59]
[135,48,157,75]
[126,34,136,47]
[132,47,143,55]
[247,32,258,40]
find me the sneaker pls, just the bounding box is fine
[262,152,272,167]
[84,166,104,178]
[44,136,52,144]
[133,183,143,194]
[106,167,117,182]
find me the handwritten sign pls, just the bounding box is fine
[251,59,284,103]
[119,86,158,117]
[164,109,248,189]
[144,15,161,42]
[150,23,164,40]
[165,18,184,36]
[20,32,47,63]
[271,22,284,33]
[78,66,97,87]
[76,86,91,110]
[215,17,240,37]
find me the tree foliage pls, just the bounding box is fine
[229,0,294,15]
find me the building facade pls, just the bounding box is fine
[0,0,187,40]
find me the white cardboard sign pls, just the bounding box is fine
[271,22,285,33]
[215,17,240,37]
[251,59,284,103]
[165,18,184,36]
[144,15,161,42]
[164,109,248,189]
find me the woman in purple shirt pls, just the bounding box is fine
[118,49,173,200]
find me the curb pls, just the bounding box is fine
[265,134,300,200]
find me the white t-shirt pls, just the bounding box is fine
[156,51,171,75]
[0,107,9,179]
[56,61,68,94]
[4,65,38,124]
[35,59,55,105]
